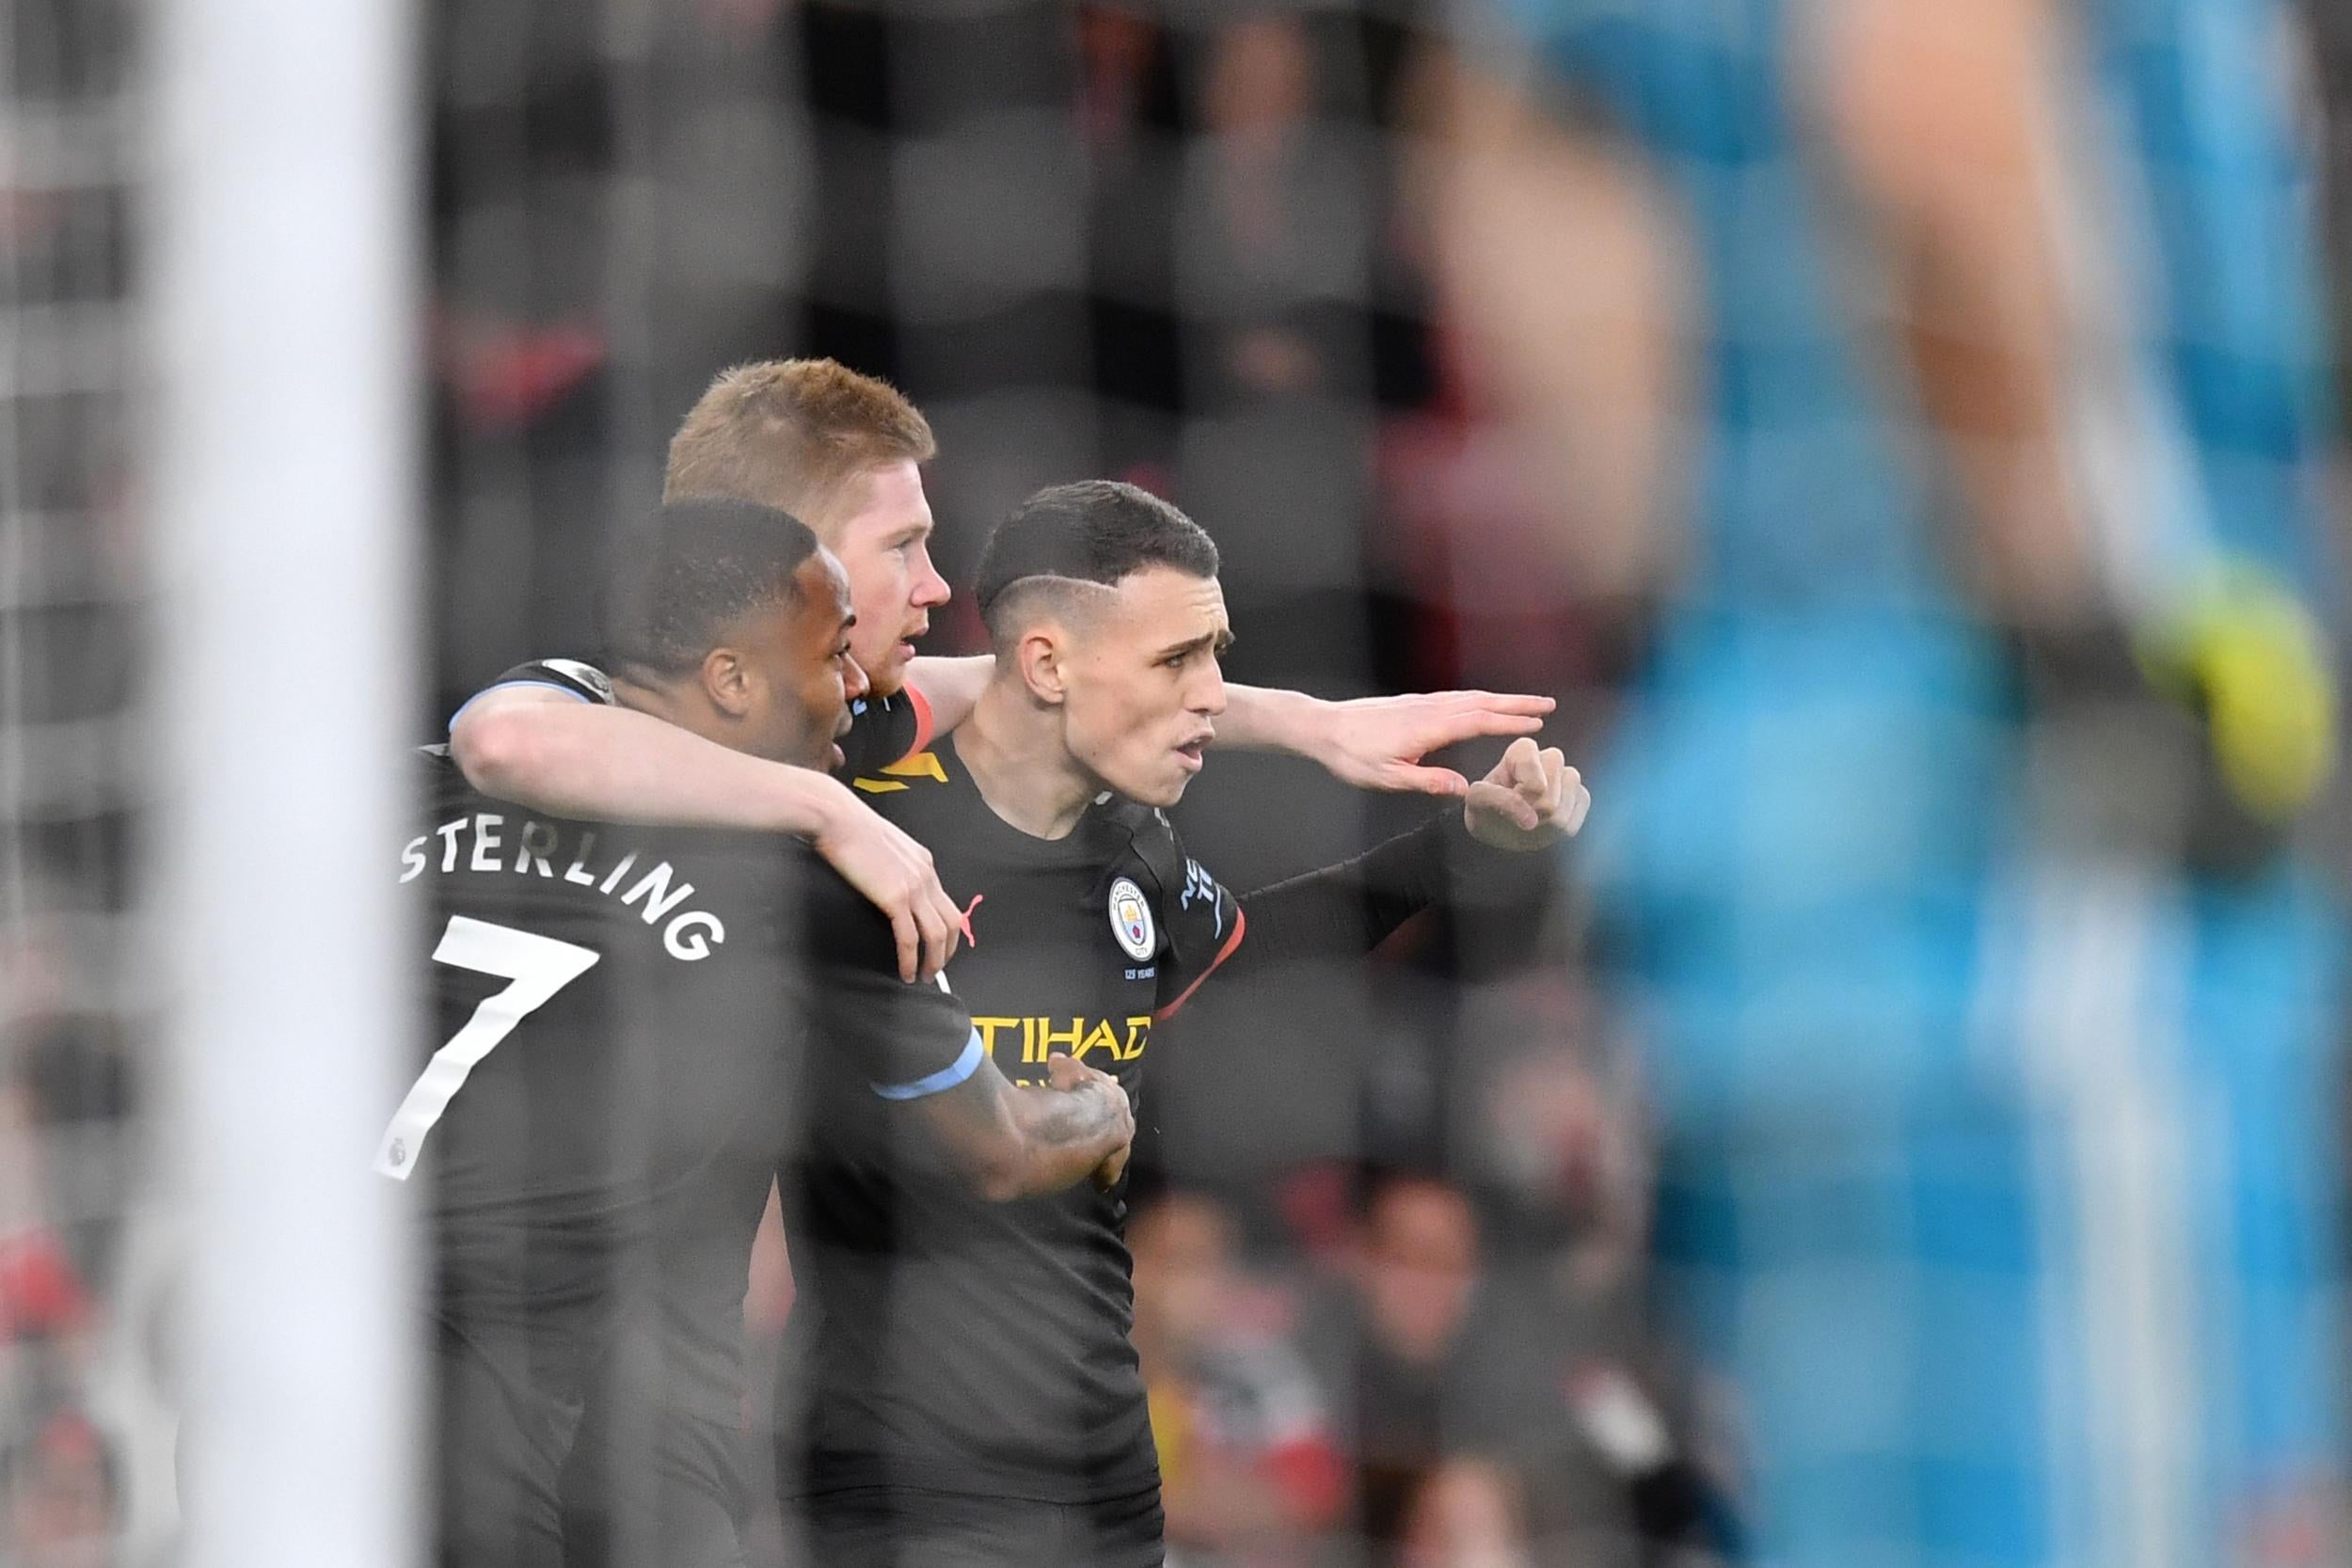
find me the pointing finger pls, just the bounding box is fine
[1443,691,1556,717]
[1435,709,1549,743]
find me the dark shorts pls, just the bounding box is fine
[433,1319,591,1568]
[800,1482,1166,1568]
[561,1402,751,1568]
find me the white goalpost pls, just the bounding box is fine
[151,0,421,1559]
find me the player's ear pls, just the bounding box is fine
[701,645,756,718]
[1015,626,1070,706]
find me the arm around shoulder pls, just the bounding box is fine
[451,683,855,835]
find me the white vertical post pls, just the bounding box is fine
[151,0,420,1558]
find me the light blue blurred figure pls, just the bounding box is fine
[1434,0,2345,1561]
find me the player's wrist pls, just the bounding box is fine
[792,768,866,844]
[1230,685,1327,755]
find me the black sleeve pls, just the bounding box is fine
[1232,811,1528,968]
[448,657,616,733]
[834,689,935,781]
[1150,846,1245,1018]
[803,868,981,1099]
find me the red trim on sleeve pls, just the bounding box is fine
[901,685,936,763]
[1153,905,1247,1021]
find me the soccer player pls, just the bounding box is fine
[402,499,1132,1568]
[449,358,1562,986]
[1433,0,2344,1560]
[771,480,1584,1568]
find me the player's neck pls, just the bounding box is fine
[609,676,728,752]
[957,684,1096,841]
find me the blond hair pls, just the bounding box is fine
[663,358,935,538]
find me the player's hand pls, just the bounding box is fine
[1046,1053,1135,1190]
[812,790,962,983]
[2141,562,2336,823]
[1311,690,1557,797]
[1464,737,1589,850]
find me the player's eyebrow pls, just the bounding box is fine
[1156,627,1234,660]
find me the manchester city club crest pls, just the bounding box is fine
[1108,877,1155,960]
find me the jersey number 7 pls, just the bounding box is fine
[374,916,601,1181]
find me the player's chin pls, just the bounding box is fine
[1147,769,1199,808]
[1114,767,1194,810]
[861,649,912,699]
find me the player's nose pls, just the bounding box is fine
[843,653,871,704]
[911,544,950,609]
[1191,662,1227,718]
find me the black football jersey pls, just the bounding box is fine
[396,747,978,1423]
[780,727,1242,1504]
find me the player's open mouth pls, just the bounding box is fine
[1174,738,1208,770]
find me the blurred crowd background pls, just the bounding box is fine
[8,0,2352,1563]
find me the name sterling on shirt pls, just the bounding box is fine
[399,813,724,961]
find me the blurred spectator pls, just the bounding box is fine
[1301,1175,1564,1562]
[0,1078,92,1350]
[2,1407,119,1568]
[1131,1191,1346,1568]
[13,1013,134,1307]
[1450,980,1645,1297]
[1392,1459,1529,1568]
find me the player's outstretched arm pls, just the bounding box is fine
[1217,687,1558,797]
[914,1053,1135,1201]
[903,652,1555,799]
[1203,737,1587,985]
[453,686,961,982]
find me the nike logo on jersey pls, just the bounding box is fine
[1180,858,1225,938]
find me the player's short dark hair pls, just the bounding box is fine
[973,481,1219,644]
[602,499,822,680]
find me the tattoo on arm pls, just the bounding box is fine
[911,1056,1131,1200]
[1009,1079,1122,1148]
